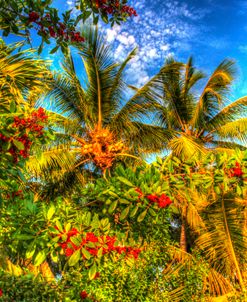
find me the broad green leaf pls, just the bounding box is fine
[137,209,148,222]
[108,200,118,214]
[120,206,130,221]
[13,234,34,240]
[13,139,24,150]
[117,177,134,187]
[70,235,82,247]
[89,262,97,280]
[85,212,92,226]
[47,204,56,220]
[55,220,63,232]
[119,199,130,204]
[68,249,80,266]
[148,207,156,217]
[51,251,59,263]
[34,250,46,266]
[10,100,16,113]
[81,247,91,260]
[26,245,36,259]
[130,205,139,218]
[65,222,71,232]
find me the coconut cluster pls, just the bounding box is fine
[80,127,125,170]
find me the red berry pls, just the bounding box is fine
[28,12,40,22]
[80,290,88,299]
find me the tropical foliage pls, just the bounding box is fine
[26,27,170,196]
[152,57,247,159]
[0,0,137,53]
[0,6,247,301]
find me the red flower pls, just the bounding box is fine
[128,248,141,259]
[147,194,159,203]
[116,246,127,254]
[106,236,116,251]
[67,228,79,237]
[65,248,74,257]
[28,12,40,22]
[87,248,98,256]
[0,288,2,297]
[59,242,68,249]
[80,290,88,299]
[158,194,172,208]
[230,162,243,177]
[135,187,144,200]
[94,272,100,279]
[86,232,98,243]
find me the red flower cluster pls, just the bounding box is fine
[230,162,243,177]
[80,290,88,299]
[0,288,2,297]
[135,187,144,201]
[121,5,138,17]
[13,108,48,136]
[147,193,172,208]
[135,188,172,209]
[28,12,85,43]
[6,190,23,199]
[0,108,48,162]
[28,12,40,22]
[95,0,137,17]
[55,228,141,259]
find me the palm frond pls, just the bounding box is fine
[196,194,247,290]
[207,96,247,130]
[214,118,247,143]
[191,59,236,129]
[168,134,208,160]
[79,26,120,126]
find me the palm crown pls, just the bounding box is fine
[28,28,169,193]
[154,57,247,159]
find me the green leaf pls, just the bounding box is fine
[119,199,130,204]
[108,200,118,214]
[26,245,36,259]
[137,209,148,222]
[81,247,91,260]
[13,139,24,150]
[68,249,80,266]
[10,101,16,113]
[13,234,34,240]
[70,235,81,247]
[34,250,46,266]
[130,205,139,218]
[85,212,92,226]
[50,45,60,54]
[65,222,71,233]
[47,204,56,220]
[120,206,130,221]
[50,251,59,263]
[89,262,97,280]
[55,220,63,232]
[148,207,156,217]
[117,177,134,187]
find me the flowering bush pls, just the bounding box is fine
[0,108,48,163]
[0,0,137,53]
[0,105,51,201]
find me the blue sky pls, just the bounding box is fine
[3,0,247,100]
[66,0,247,99]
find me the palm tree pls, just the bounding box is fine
[0,40,48,113]
[27,27,171,196]
[152,58,247,254]
[153,57,247,160]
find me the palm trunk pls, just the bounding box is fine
[180,219,187,252]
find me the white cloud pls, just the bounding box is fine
[100,0,209,86]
